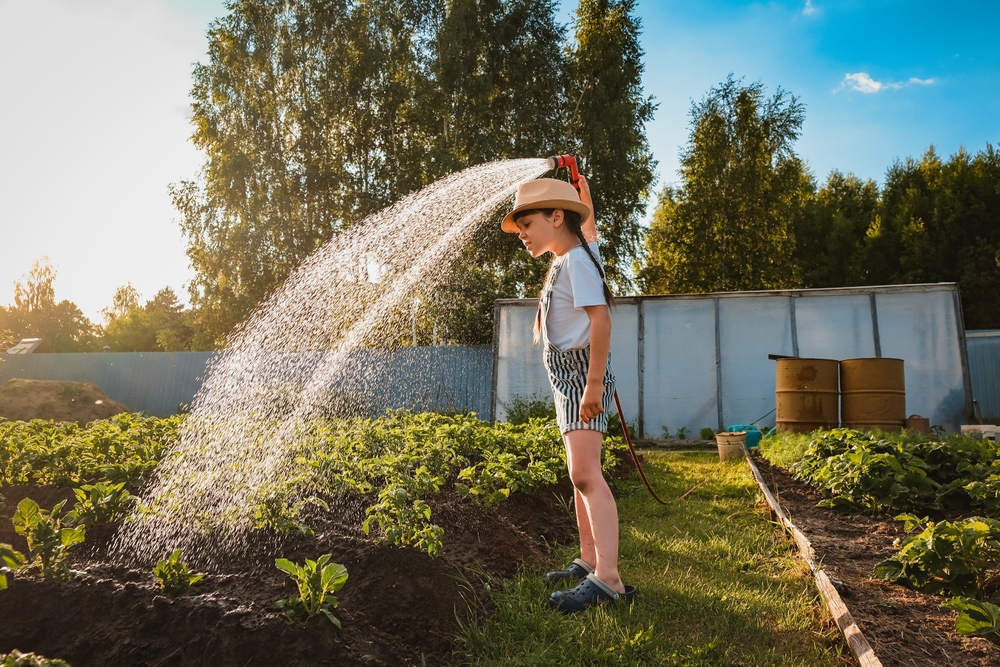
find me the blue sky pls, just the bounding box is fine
[1,0,997,322]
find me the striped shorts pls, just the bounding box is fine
[544,345,616,435]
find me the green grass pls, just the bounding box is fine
[454,451,843,666]
[757,432,813,470]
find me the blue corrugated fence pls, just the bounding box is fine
[0,346,493,418]
[968,330,1000,420]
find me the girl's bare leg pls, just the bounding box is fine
[564,428,624,593]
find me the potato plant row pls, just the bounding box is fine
[0,414,178,489]
[285,410,626,555]
[790,428,1000,515]
[774,428,1000,639]
[1,411,625,556]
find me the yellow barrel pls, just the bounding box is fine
[776,358,840,433]
[840,358,905,431]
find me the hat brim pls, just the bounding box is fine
[501,199,592,233]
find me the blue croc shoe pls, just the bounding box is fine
[549,573,638,613]
[544,558,593,585]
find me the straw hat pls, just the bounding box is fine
[501,178,592,233]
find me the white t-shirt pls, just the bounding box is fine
[544,242,608,351]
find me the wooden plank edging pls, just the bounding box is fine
[744,453,883,667]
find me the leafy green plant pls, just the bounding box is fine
[0,650,70,667]
[275,554,348,628]
[153,550,204,596]
[874,514,1000,597]
[502,394,556,425]
[12,498,85,580]
[66,481,135,527]
[941,597,1000,637]
[0,543,28,590]
[0,413,176,488]
[252,486,328,536]
[779,429,1000,516]
[676,426,688,440]
[700,427,715,440]
[292,410,624,555]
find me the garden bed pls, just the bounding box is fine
[752,453,1000,666]
[0,480,577,666]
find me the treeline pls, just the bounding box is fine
[639,76,1000,329]
[0,259,193,353]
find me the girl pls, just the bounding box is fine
[501,175,637,612]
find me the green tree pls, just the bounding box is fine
[793,170,879,288]
[638,76,806,294]
[0,259,98,352]
[871,145,1000,328]
[102,286,194,352]
[565,0,655,290]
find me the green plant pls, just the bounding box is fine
[0,543,28,590]
[12,498,85,580]
[0,650,70,667]
[771,429,1000,516]
[676,426,688,440]
[660,426,670,439]
[275,554,348,628]
[700,427,715,440]
[607,412,636,440]
[252,486,328,536]
[502,394,556,425]
[874,514,1000,597]
[791,430,941,514]
[941,597,1000,637]
[66,481,135,527]
[0,413,177,488]
[153,550,204,596]
[292,410,623,555]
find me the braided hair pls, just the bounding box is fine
[513,208,615,344]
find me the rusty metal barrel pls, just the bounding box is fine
[840,358,905,431]
[776,358,840,433]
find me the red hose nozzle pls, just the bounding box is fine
[547,154,581,193]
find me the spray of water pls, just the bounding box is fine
[112,159,549,566]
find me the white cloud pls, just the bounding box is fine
[836,72,938,93]
[803,0,818,16]
[843,72,883,93]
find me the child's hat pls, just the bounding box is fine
[501,178,592,233]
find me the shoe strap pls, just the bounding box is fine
[572,558,594,574]
[585,572,620,600]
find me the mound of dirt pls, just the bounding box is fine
[0,379,128,423]
[0,479,578,667]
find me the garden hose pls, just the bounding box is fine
[613,390,670,505]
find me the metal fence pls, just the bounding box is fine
[493,283,974,435]
[968,330,1000,421]
[0,346,493,418]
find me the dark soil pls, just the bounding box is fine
[0,479,578,667]
[751,454,1000,667]
[0,378,129,423]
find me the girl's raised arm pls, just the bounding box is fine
[578,175,598,244]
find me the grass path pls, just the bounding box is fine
[455,451,845,666]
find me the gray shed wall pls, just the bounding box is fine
[493,283,973,434]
